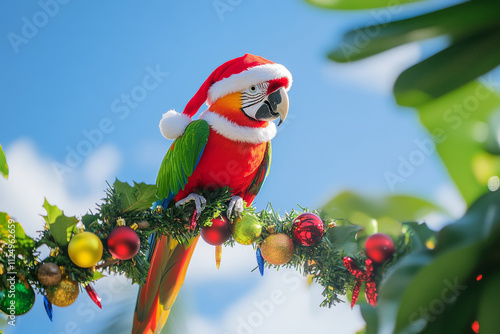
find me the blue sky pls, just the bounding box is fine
[0,1,467,333]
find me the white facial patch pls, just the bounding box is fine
[241,82,269,119]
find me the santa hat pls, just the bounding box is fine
[159,54,293,140]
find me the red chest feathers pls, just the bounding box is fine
[175,130,268,200]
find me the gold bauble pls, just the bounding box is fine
[259,233,295,265]
[231,212,262,245]
[68,232,103,268]
[37,262,62,286]
[46,278,79,307]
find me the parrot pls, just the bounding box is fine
[132,54,292,334]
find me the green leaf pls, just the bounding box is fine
[375,190,500,333]
[0,212,35,250]
[323,191,444,224]
[360,304,378,334]
[394,244,480,333]
[81,213,99,230]
[0,145,8,179]
[394,29,500,106]
[327,224,363,256]
[403,222,435,251]
[417,81,500,206]
[478,271,500,334]
[306,0,422,11]
[329,1,500,62]
[376,251,433,333]
[114,179,158,213]
[92,271,106,280]
[42,198,78,247]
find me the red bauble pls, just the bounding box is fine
[107,226,141,260]
[292,213,325,246]
[201,217,231,246]
[365,233,395,263]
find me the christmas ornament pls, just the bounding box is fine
[107,226,141,260]
[68,231,103,268]
[292,213,324,246]
[343,257,377,308]
[231,212,262,245]
[43,296,53,322]
[215,245,222,270]
[365,233,395,264]
[256,247,264,276]
[37,262,62,286]
[200,217,231,246]
[0,280,35,315]
[190,209,198,230]
[46,278,79,307]
[259,233,295,265]
[85,284,102,309]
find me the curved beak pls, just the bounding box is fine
[254,87,289,125]
[275,87,289,126]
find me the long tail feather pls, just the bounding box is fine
[132,235,199,334]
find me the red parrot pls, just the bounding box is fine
[132,54,292,334]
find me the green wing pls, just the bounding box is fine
[245,141,272,203]
[156,120,210,203]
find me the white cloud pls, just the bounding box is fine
[183,268,364,334]
[0,139,121,237]
[325,43,421,94]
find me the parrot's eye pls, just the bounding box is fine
[245,83,267,96]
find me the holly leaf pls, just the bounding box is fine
[0,145,8,179]
[42,198,78,247]
[92,271,106,281]
[327,224,363,256]
[81,213,99,230]
[114,179,158,213]
[0,212,35,250]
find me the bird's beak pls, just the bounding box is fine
[275,87,289,126]
[255,87,289,125]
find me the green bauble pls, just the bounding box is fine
[231,212,262,245]
[0,280,35,315]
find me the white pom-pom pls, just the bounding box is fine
[159,110,192,140]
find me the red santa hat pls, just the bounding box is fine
[159,54,293,140]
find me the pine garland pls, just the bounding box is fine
[0,179,416,315]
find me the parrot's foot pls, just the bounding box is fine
[175,193,207,220]
[227,196,244,220]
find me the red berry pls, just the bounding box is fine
[365,233,395,263]
[201,217,231,246]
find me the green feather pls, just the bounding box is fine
[156,120,210,200]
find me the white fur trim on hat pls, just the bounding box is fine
[207,63,292,105]
[199,110,277,143]
[159,110,192,140]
